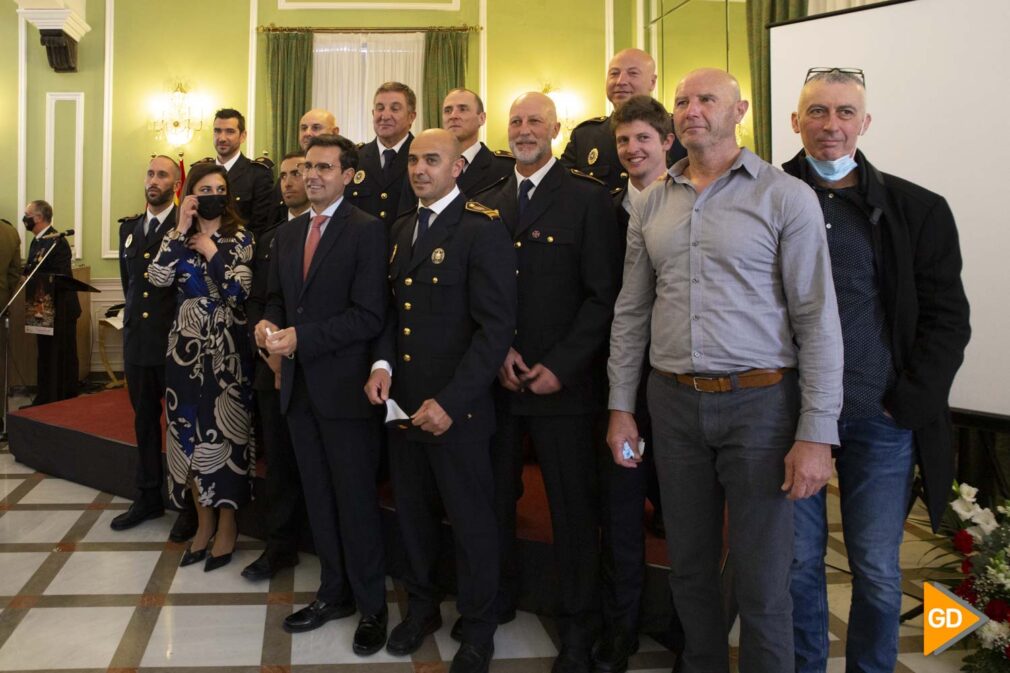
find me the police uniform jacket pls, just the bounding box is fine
[263,200,387,417]
[458,143,514,197]
[246,216,285,391]
[346,134,418,230]
[375,191,517,444]
[226,153,275,235]
[485,163,622,416]
[561,114,687,192]
[118,209,178,367]
[25,226,81,321]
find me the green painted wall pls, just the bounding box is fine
[1,0,736,281]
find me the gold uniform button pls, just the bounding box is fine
[547,236,555,243]
[353,190,359,197]
[143,272,148,279]
[403,354,412,362]
[431,277,438,284]
[589,171,595,176]
[143,252,151,259]
[404,302,411,311]
[397,423,408,430]
[404,277,413,286]
[621,171,628,179]
[142,291,149,298]
[380,192,388,200]
[142,311,149,319]
[235,196,242,201]
[514,241,522,248]
[515,269,519,276]
[467,413,473,419]
[379,211,387,218]
[403,327,411,336]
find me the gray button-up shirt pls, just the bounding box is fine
[608,148,843,444]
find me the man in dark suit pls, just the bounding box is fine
[484,92,622,673]
[213,108,275,235]
[110,156,196,542]
[346,82,418,230]
[242,151,311,581]
[561,49,685,192]
[257,134,389,657]
[442,88,514,196]
[364,129,517,673]
[22,200,80,405]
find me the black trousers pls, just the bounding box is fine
[493,413,601,647]
[35,321,78,404]
[388,431,499,647]
[124,362,166,506]
[286,372,386,616]
[256,386,306,554]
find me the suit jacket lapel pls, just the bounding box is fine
[405,194,464,274]
[458,144,491,194]
[515,162,563,239]
[360,142,382,187]
[497,174,520,239]
[300,201,351,297]
[389,215,414,281]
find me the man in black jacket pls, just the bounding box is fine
[257,134,389,657]
[784,68,970,673]
[442,88,514,196]
[364,128,517,673]
[485,92,623,673]
[213,108,275,235]
[22,200,80,405]
[110,156,198,541]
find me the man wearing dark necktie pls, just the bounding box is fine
[483,92,623,673]
[111,156,200,541]
[364,128,517,673]
[257,134,389,657]
[346,82,419,230]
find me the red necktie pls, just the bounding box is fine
[303,215,326,280]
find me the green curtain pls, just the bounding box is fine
[266,31,314,162]
[422,31,469,130]
[746,0,806,160]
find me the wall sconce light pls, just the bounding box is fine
[150,84,204,147]
[542,84,583,151]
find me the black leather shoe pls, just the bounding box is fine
[593,629,639,673]
[283,599,356,633]
[553,645,593,673]
[241,550,299,581]
[450,641,494,673]
[352,606,388,656]
[204,551,232,572]
[110,501,164,531]
[169,507,198,543]
[386,612,442,656]
[179,546,207,567]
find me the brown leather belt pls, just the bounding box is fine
[654,367,790,393]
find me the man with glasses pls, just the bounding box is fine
[784,67,970,673]
[607,68,843,673]
[257,135,389,657]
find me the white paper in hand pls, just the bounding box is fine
[385,399,410,424]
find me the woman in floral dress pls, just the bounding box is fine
[149,161,255,571]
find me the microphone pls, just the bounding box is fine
[40,229,74,240]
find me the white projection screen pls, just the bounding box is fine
[770,0,1010,419]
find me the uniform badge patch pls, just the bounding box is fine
[531,230,541,239]
[125,234,133,248]
[588,147,599,165]
[431,248,445,264]
[354,170,366,184]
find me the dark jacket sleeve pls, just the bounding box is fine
[560,131,578,169]
[262,231,286,330]
[249,167,277,235]
[884,196,971,428]
[435,220,517,422]
[539,185,622,385]
[296,221,388,362]
[118,221,130,297]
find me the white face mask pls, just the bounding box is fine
[805,153,858,182]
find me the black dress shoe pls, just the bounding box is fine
[353,606,388,656]
[169,507,199,543]
[179,546,208,567]
[450,641,494,673]
[283,599,356,633]
[241,550,299,581]
[592,629,639,673]
[386,612,443,656]
[204,551,232,572]
[110,501,164,531]
[553,645,593,673]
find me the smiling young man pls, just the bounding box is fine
[346,82,419,230]
[783,68,970,673]
[364,128,516,673]
[212,108,274,235]
[442,88,514,196]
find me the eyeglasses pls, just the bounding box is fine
[301,162,339,176]
[804,67,866,88]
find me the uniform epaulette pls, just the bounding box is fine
[493,149,515,160]
[118,212,142,223]
[571,169,605,186]
[193,156,216,165]
[465,201,500,219]
[573,115,609,130]
[610,187,625,197]
[356,142,365,149]
[253,155,275,170]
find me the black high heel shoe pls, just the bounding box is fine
[204,551,233,572]
[180,545,208,567]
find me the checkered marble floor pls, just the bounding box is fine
[0,443,967,672]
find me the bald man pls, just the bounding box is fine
[365,129,516,671]
[607,68,843,673]
[561,48,685,192]
[483,92,622,673]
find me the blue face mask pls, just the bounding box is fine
[805,153,858,182]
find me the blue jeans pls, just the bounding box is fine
[791,413,915,673]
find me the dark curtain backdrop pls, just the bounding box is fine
[422,31,469,129]
[266,31,314,161]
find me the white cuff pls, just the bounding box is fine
[371,360,393,375]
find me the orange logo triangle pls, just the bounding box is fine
[923,581,988,655]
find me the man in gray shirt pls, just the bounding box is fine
[606,68,843,673]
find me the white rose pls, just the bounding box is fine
[953,498,982,521]
[960,483,979,502]
[971,507,999,536]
